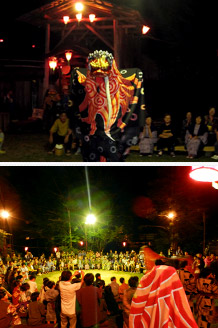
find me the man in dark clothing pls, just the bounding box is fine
[157,114,176,157]
[76,273,102,328]
[93,273,101,287]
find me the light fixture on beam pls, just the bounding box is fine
[65,50,73,62]
[49,57,58,70]
[142,25,150,35]
[89,14,96,23]
[63,16,70,25]
[76,13,82,22]
[189,166,218,182]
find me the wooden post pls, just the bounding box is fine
[203,212,206,256]
[43,23,50,102]
[113,19,120,69]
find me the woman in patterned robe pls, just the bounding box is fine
[185,115,208,159]
[196,268,218,328]
[139,117,157,156]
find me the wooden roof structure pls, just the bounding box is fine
[17,0,146,96]
[18,0,145,61]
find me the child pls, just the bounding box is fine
[44,281,59,324]
[28,291,45,326]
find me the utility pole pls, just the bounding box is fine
[67,209,72,249]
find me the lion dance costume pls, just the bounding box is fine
[70,50,146,161]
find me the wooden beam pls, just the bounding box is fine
[51,23,77,52]
[84,23,114,50]
[43,23,50,102]
[113,19,120,68]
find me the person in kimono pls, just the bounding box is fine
[177,260,197,313]
[185,115,208,159]
[44,280,59,324]
[129,265,198,328]
[181,111,193,139]
[139,116,157,157]
[196,268,218,328]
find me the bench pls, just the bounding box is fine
[19,324,54,328]
[130,145,215,153]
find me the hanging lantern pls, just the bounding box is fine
[76,13,82,22]
[189,166,218,182]
[89,14,96,23]
[24,247,28,252]
[54,247,58,253]
[122,241,127,247]
[79,241,84,246]
[49,57,58,70]
[63,16,70,24]
[65,50,73,62]
[75,2,84,12]
[142,25,150,35]
[0,39,4,43]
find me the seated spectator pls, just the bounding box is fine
[28,275,38,294]
[39,277,50,302]
[181,111,192,141]
[139,116,157,157]
[123,276,139,328]
[0,129,6,155]
[93,273,101,287]
[18,283,31,318]
[0,289,21,327]
[28,291,45,326]
[157,114,176,157]
[211,123,218,160]
[48,111,73,156]
[109,277,119,302]
[204,106,218,145]
[185,115,208,159]
[76,273,102,328]
[118,277,128,302]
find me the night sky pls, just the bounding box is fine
[0,166,218,255]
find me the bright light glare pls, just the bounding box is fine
[167,212,175,219]
[85,213,96,224]
[212,181,218,190]
[190,166,218,182]
[1,210,10,219]
[75,2,84,12]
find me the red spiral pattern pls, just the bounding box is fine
[93,95,106,108]
[86,79,97,98]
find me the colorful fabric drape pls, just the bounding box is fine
[129,265,198,328]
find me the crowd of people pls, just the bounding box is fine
[1,84,217,161]
[0,247,218,327]
[138,107,218,159]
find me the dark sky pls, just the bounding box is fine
[1,0,218,58]
[0,165,218,254]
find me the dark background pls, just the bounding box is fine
[0,0,218,120]
[0,166,218,256]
